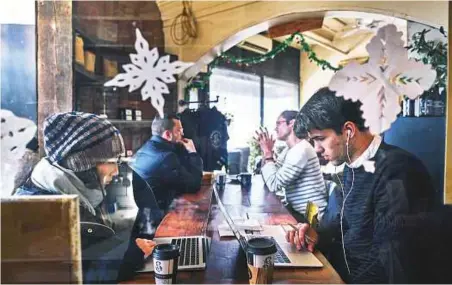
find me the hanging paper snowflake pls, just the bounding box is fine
[1,109,37,164]
[1,109,37,196]
[104,28,193,118]
[329,24,436,134]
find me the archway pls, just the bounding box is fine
[164,2,447,79]
[165,3,450,204]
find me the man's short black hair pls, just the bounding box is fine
[152,113,180,136]
[294,87,367,135]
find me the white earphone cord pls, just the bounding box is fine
[334,134,354,275]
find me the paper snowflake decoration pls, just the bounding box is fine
[1,109,37,164]
[329,24,436,134]
[104,28,192,118]
[1,109,37,196]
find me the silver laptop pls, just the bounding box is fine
[138,235,211,272]
[213,184,323,268]
[131,168,211,272]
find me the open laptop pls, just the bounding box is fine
[138,235,211,272]
[131,168,211,272]
[213,184,323,268]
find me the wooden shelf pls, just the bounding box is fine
[74,63,107,83]
[74,24,135,53]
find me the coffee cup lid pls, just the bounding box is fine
[152,244,180,260]
[246,237,277,255]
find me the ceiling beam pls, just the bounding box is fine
[301,33,348,56]
[267,17,323,38]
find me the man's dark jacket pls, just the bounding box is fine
[118,136,203,281]
[130,135,203,212]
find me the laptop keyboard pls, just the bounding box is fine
[171,237,201,267]
[268,237,291,264]
[244,234,291,264]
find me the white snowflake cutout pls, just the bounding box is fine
[1,109,37,196]
[329,24,436,134]
[1,109,37,164]
[104,28,193,118]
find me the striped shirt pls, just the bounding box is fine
[261,140,328,218]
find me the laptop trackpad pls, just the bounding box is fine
[261,225,323,268]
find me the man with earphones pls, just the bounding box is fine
[286,87,436,283]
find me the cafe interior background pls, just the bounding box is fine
[0,0,451,282]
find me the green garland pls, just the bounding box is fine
[407,28,447,94]
[184,32,341,97]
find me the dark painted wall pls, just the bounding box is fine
[384,116,446,205]
[217,43,300,84]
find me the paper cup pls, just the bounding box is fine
[152,244,180,284]
[246,237,277,284]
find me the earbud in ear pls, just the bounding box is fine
[347,129,351,138]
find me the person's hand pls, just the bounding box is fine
[136,238,157,258]
[285,223,318,252]
[180,138,197,153]
[254,127,275,159]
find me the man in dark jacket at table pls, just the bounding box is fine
[118,114,203,281]
[130,114,203,213]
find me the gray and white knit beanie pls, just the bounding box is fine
[43,112,125,172]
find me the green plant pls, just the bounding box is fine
[407,27,447,97]
[247,138,261,173]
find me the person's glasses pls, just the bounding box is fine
[275,120,287,126]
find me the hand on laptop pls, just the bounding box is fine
[285,223,318,252]
[136,238,157,258]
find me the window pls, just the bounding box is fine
[263,76,299,129]
[209,68,299,149]
[210,68,260,149]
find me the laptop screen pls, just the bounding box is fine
[213,184,248,250]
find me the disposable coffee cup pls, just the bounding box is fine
[237,173,252,190]
[246,237,277,284]
[152,244,180,284]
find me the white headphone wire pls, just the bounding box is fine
[335,135,355,275]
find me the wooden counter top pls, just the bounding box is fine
[122,175,343,284]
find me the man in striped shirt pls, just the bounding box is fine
[256,110,328,222]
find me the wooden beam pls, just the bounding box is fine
[37,0,73,155]
[267,18,323,38]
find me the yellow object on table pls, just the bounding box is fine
[306,201,319,228]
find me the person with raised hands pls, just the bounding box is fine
[255,110,327,222]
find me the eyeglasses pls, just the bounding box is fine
[275,120,288,126]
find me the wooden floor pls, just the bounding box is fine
[122,175,343,284]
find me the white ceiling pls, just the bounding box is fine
[269,13,407,61]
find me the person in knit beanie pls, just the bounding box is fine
[14,112,127,283]
[15,112,125,217]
